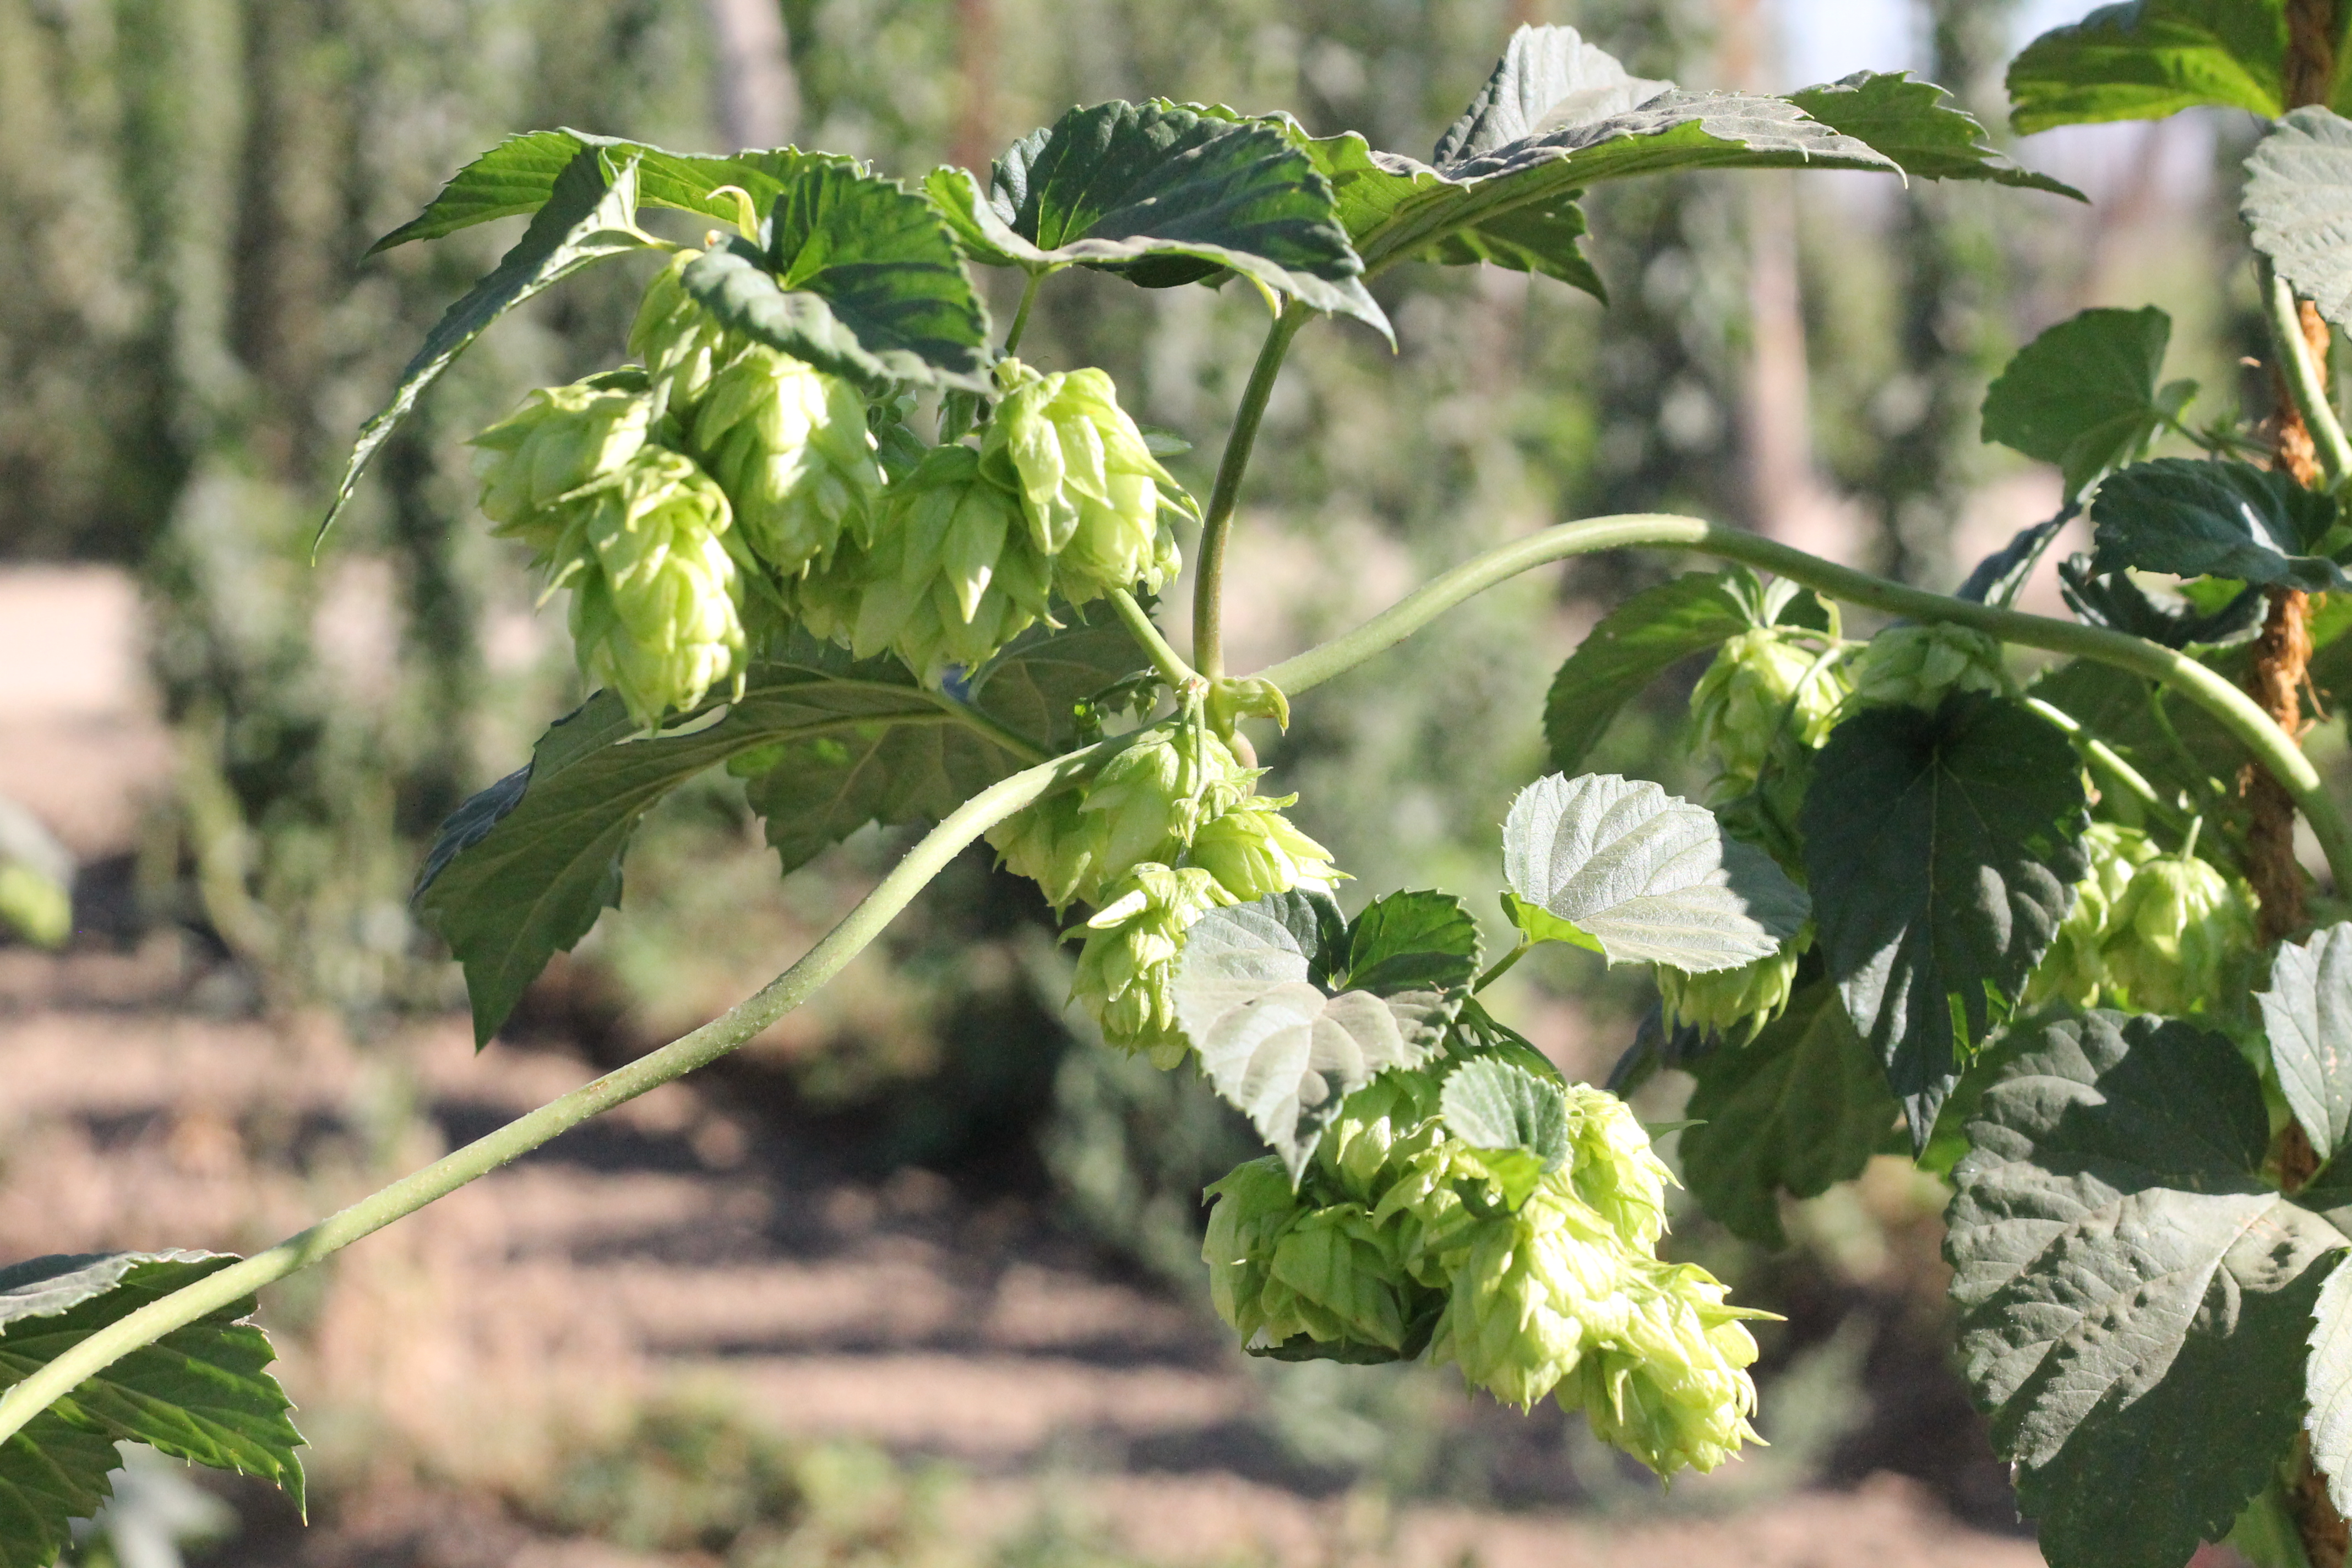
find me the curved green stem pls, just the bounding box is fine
[1194,306,1306,681]
[0,744,1097,1452]
[2022,694,2184,832]
[1005,269,1046,356]
[1255,513,2352,891]
[2264,259,2352,487]
[1108,587,1199,691]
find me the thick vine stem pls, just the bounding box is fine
[0,744,1098,1452]
[1255,513,2352,894]
[2264,262,2351,490]
[1193,305,1307,680]
[1108,587,1199,691]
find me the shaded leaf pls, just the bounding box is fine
[1980,307,2185,501]
[2245,106,2352,332]
[1786,72,2083,196]
[1947,1011,2346,1568]
[2057,554,2265,648]
[324,146,652,537]
[1956,509,2071,607]
[1680,979,1897,1248]
[2005,0,2306,134]
[1337,891,1482,998]
[1800,693,2089,1146]
[0,1413,117,1568]
[2026,652,2253,814]
[2091,457,2345,592]
[2260,922,2352,1162]
[1501,772,1810,971]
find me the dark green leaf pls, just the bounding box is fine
[2005,0,2305,133]
[1948,1012,2346,1568]
[1956,510,2071,607]
[369,129,843,252]
[1801,693,2089,1146]
[2091,458,2345,592]
[323,146,653,539]
[0,1252,304,1514]
[1173,890,1459,1179]
[1980,307,2183,501]
[1786,72,2083,197]
[2245,106,2352,332]
[2057,554,2265,647]
[1680,980,1897,1248]
[681,165,992,394]
[0,1413,117,1568]
[2260,922,2352,1162]
[941,101,1387,336]
[1441,1057,1569,1206]
[1542,569,1825,773]
[961,604,1150,752]
[1338,890,1482,998]
[1502,772,1810,971]
[2026,652,2252,815]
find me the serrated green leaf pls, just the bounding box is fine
[1338,890,1482,997]
[2091,458,2346,592]
[417,646,1039,1045]
[934,101,1387,337]
[2005,0,2316,134]
[1441,1057,1569,1208]
[2245,106,2352,333]
[369,129,843,252]
[1432,23,1673,168]
[680,165,992,394]
[1501,772,1810,971]
[0,1252,304,1516]
[2056,554,2266,648]
[1173,890,1461,1180]
[1801,693,2089,1146]
[0,1413,117,1568]
[1981,307,2181,502]
[2260,922,2352,1162]
[323,146,652,539]
[961,605,1151,752]
[1787,72,2083,197]
[2308,1257,2352,1517]
[1680,979,1896,1248]
[1948,1012,2347,1568]
[1542,569,1827,774]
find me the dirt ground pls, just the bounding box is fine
[0,566,2056,1568]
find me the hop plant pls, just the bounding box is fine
[798,445,1052,684]
[980,358,1186,603]
[1654,929,1806,1049]
[514,447,750,728]
[1689,629,1844,790]
[1186,796,1342,902]
[472,371,654,535]
[1068,862,1233,1061]
[630,249,732,421]
[1849,623,2009,710]
[2100,844,2257,1018]
[1561,1262,1764,1477]
[2024,821,2159,1009]
[689,346,884,576]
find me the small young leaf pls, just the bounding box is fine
[2006,0,2300,134]
[1440,1057,1569,1207]
[2245,106,2352,331]
[1501,772,1810,971]
[1980,307,2181,501]
[2308,1259,2352,1518]
[1800,693,2089,1146]
[2090,458,2345,592]
[2056,554,2266,648]
[2260,922,2352,1162]
[1173,890,1465,1179]
[1786,72,2083,197]
[1948,1012,2346,1568]
[1679,979,1897,1248]
[1337,890,1482,997]
[324,146,652,539]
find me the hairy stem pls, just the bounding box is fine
[1108,587,1199,691]
[1193,306,1306,681]
[0,745,1097,1451]
[1255,513,2352,892]
[2266,262,2351,488]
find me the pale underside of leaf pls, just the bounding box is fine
[2245,106,2352,333]
[2310,1257,2352,1516]
[2260,921,2352,1162]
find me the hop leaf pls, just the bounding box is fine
[1849,623,2009,711]
[2101,849,2257,1019]
[1656,928,1807,1049]
[691,346,884,575]
[1068,862,1233,1058]
[1688,628,1844,791]
[471,371,654,537]
[981,358,1188,602]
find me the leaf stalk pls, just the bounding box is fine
[1193,306,1306,680]
[1107,587,1199,692]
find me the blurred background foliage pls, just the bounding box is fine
[0,0,2271,1546]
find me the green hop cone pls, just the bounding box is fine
[803,444,1051,684]
[471,371,654,539]
[986,787,1102,911]
[1689,629,1844,789]
[691,346,884,575]
[1557,1083,1674,1253]
[1202,1156,1308,1341]
[1849,623,2008,710]
[1261,1204,1417,1352]
[1654,929,1806,1050]
[630,249,732,421]
[980,358,1187,602]
[1563,1260,1763,1477]
[1432,1195,1626,1411]
[2100,847,2257,1017]
[2024,821,2159,1009]
[1068,862,1234,1060]
[514,446,749,727]
[1187,796,1342,902]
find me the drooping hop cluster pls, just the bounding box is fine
[988,720,1340,1054]
[1849,623,2010,710]
[981,358,1185,603]
[1656,927,1809,1047]
[2025,821,2158,1009]
[2024,824,2255,1017]
[1203,1071,1763,1478]
[473,374,748,727]
[1689,628,1846,792]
